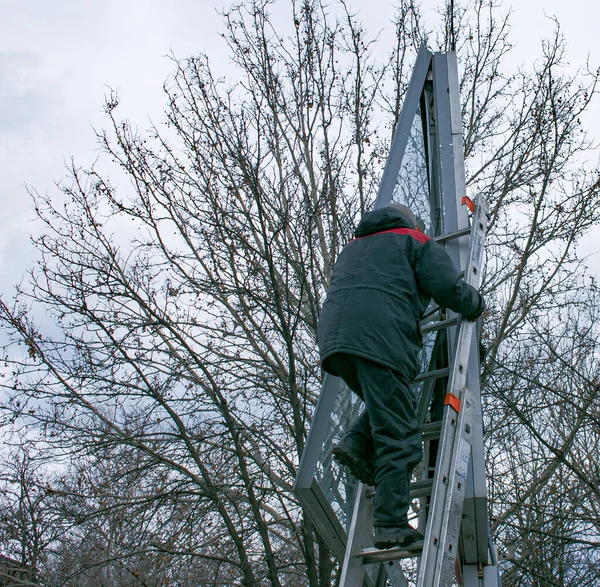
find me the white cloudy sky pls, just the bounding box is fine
[1,0,598,293]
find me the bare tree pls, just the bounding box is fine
[1,1,388,583]
[1,0,600,585]
[41,443,223,587]
[0,447,60,585]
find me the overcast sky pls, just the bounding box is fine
[1,0,598,293]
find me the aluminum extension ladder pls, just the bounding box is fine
[339,195,494,587]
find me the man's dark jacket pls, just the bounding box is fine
[318,207,484,380]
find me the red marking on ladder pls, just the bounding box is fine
[461,196,475,213]
[444,393,461,413]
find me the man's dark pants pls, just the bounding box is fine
[327,353,423,528]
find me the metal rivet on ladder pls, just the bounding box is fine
[448,544,454,553]
[434,538,439,547]
[442,476,448,485]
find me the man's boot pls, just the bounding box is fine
[373,524,424,549]
[332,439,375,486]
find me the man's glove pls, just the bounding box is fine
[464,293,485,322]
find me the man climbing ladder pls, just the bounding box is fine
[317,202,485,550]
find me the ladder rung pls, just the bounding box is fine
[413,367,450,383]
[434,227,470,244]
[358,541,424,564]
[419,421,442,440]
[421,317,458,334]
[367,479,433,500]
[410,478,433,497]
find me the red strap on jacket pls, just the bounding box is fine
[350,227,431,244]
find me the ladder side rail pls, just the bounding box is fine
[338,482,374,587]
[339,483,408,587]
[417,357,477,587]
[458,199,493,568]
[460,352,490,567]
[416,314,478,585]
[417,196,488,586]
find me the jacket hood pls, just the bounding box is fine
[355,206,415,237]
